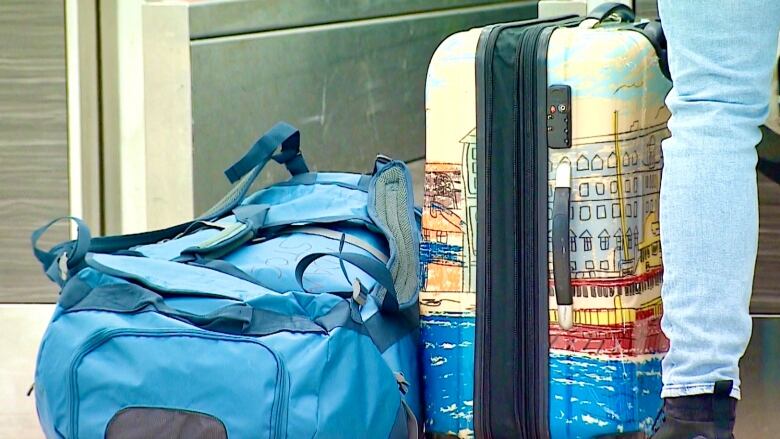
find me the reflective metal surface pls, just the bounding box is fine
[187,0,532,39]
[189,2,537,213]
[735,317,780,438]
[755,128,780,314]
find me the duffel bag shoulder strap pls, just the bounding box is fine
[295,250,400,313]
[31,122,305,285]
[293,244,419,353]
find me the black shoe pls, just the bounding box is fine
[650,381,737,439]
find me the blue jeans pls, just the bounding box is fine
[657,0,780,399]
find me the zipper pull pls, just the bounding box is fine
[394,372,409,395]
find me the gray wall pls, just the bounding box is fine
[0,0,68,302]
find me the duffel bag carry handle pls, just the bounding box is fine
[587,2,635,25]
[32,123,306,284]
[31,217,92,284]
[223,122,306,184]
[178,204,272,261]
[199,122,308,220]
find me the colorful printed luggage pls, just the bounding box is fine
[420,4,671,438]
[31,123,423,439]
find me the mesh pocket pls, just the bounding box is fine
[105,407,227,439]
[372,163,419,308]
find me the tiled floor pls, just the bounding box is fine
[3,307,778,438]
[0,305,52,439]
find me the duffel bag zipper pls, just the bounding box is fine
[66,328,289,439]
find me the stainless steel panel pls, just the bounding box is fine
[754,128,780,314]
[187,0,531,39]
[190,2,536,213]
[735,318,780,437]
[634,0,658,18]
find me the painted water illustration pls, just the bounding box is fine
[422,314,663,438]
[549,353,663,438]
[421,315,476,438]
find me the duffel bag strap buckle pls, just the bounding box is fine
[352,279,368,306]
[57,252,69,281]
[394,372,409,395]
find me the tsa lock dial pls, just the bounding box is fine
[547,85,573,149]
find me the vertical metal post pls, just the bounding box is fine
[141,2,195,229]
[65,0,103,236]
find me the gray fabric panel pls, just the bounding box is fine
[363,307,419,353]
[371,163,420,308]
[105,407,227,439]
[387,401,410,439]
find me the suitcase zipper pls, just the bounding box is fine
[522,22,580,439]
[476,15,581,439]
[520,24,547,438]
[66,328,289,439]
[517,28,535,437]
[475,24,501,438]
[527,24,558,439]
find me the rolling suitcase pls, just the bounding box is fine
[420,4,671,438]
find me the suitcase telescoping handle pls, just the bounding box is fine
[552,162,574,330]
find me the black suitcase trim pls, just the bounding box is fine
[474,15,580,439]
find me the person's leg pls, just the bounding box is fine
[657,0,780,401]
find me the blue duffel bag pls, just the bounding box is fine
[31,122,422,439]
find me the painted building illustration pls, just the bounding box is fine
[545,110,669,358]
[420,129,478,312]
[460,130,478,295]
[547,116,665,280]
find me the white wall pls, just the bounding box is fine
[100,0,149,234]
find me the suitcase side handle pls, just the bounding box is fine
[587,2,636,25]
[552,162,574,330]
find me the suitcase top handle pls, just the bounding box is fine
[587,2,636,25]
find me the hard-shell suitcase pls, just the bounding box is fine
[420,4,671,438]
